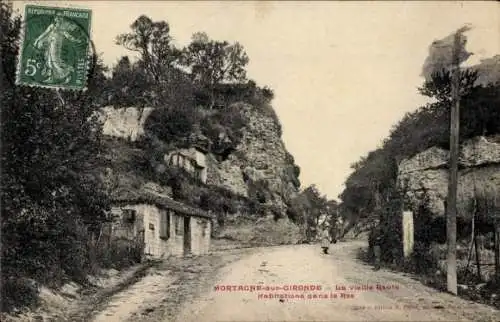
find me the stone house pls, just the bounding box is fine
[109,188,213,259]
[165,145,208,184]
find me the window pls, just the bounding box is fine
[159,211,170,239]
[169,154,182,167]
[175,215,183,236]
[122,209,136,223]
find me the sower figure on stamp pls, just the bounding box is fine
[33,17,81,84]
[17,5,92,91]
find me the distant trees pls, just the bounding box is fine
[113,16,252,110]
[180,32,249,108]
[287,185,339,240]
[113,16,196,109]
[182,31,249,85]
[115,15,181,82]
[111,15,277,164]
[108,56,153,106]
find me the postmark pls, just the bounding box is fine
[15,4,92,91]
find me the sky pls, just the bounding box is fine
[12,1,500,200]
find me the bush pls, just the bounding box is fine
[1,3,115,311]
[96,237,144,270]
[248,179,270,204]
[200,103,248,158]
[144,107,199,144]
[339,69,500,230]
[2,203,88,285]
[1,277,39,312]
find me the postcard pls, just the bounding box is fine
[1,1,499,321]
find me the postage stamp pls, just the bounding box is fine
[15,4,92,91]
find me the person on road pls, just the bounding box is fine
[371,225,383,270]
[320,229,331,254]
[329,225,338,244]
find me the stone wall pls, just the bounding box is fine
[190,217,211,255]
[99,106,154,142]
[397,136,500,223]
[165,147,208,184]
[111,204,212,258]
[99,103,300,217]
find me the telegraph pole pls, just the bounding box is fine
[446,30,462,296]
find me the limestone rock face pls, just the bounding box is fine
[398,146,448,173]
[205,103,299,211]
[459,136,500,167]
[397,136,500,223]
[98,106,154,141]
[98,103,300,215]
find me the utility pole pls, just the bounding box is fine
[446,30,462,296]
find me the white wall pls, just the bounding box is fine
[99,107,154,141]
[112,204,211,258]
[165,148,208,184]
[190,217,211,255]
[116,205,183,259]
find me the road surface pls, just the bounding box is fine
[91,241,500,322]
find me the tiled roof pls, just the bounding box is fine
[111,188,214,219]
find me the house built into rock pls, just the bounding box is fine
[166,146,208,184]
[109,188,213,259]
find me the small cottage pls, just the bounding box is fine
[166,146,208,184]
[109,189,213,259]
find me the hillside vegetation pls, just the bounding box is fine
[339,27,500,304]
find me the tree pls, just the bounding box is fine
[116,15,181,82]
[108,55,153,107]
[291,185,329,239]
[144,105,198,144]
[115,16,198,109]
[180,32,249,108]
[339,26,500,259]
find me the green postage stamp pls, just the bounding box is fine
[16,4,92,91]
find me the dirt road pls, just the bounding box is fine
[91,241,500,322]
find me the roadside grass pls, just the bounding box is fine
[356,243,500,310]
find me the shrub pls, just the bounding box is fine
[200,103,248,158]
[144,107,199,144]
[248,179,270,204]
[1,277,40,312]
[96,237,144,269]
[1,3,116,311]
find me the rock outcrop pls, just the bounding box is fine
[99,106,154,142]
[97,103,300,215]
[473,55,500,86]
[397,136,500,223]
[206,103,299,211]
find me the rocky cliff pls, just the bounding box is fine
[397,135,500,223]
[98,103,300,215]
[205,103,299,212]
[99,106,155,142]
